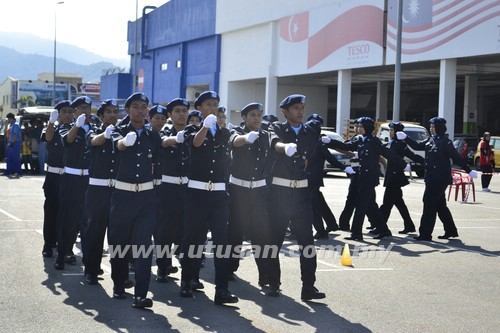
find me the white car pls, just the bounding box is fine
[321,130,352,174]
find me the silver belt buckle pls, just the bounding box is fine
[249,180,253,189]
[178,177,183,185]
[207,181,213,191]
[108,179,113,187]
[291,180,298,188]
[135,183,140,192]
[80,169,84,176]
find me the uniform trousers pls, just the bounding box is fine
[338,174,358,229]
[310,186,338,233]
[56,173,88,260]
[181,188,230,290]
[42,172,60,248]
[351,184,388,236]
[419,182,458,238]
[268,185,316,288]
[227,184,269,282]
[379,186,415,230]
[154,182,186,271]
[108,189,156,298]
[84,185,113,275]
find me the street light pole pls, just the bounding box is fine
[53,1,64,106]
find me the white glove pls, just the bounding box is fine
[75,114,86,128]
[202,114,217,128]
[49,110,59,124]
[123,132,137,146]
[396,131,407,140]
[321,136,331,144]
[404,164,411,172]
[176,130,185,143]
[468,170,478,179]
[284,143,297,157]
[344,166,356,174]
[104,124,115,139]
[245,131,259,144]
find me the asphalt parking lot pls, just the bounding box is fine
[0,169,499,332]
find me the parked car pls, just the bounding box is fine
[453,135,479,165]
[321,130,353,174]
[375,122,429,177]
[473,135,500,169]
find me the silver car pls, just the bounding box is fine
[321,130,352,174]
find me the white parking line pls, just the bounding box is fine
[0,208,21,221]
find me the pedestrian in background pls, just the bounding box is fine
[479,132,494,192]
[4,113,23,177]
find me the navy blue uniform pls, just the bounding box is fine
[337,135,360,231]
[55,123,91,266]
[379,139,424,232]
[329,134,406,238]
[405,134,471,239]
[307,137,344,236]
[268,122,317,289]
[181,123,232,291]
[154,126,190,276]
[41,125,65,254]
[108,123,161,299]
[227,126,271,283]
[84,126,117,276]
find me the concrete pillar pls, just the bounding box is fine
[265,22,278,116]
[336,69,352,137]
[376,81,388,122]
[463,75,478,135]
[438,59,457,140]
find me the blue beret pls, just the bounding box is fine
[97,99,118,115]
[218,106,226,114]
[262,114,279,123]
[241,103,263,116]
[148,105,167,118]
[188,110,203,122]
[125,92,149,108]
[54,100,72,111]
[71,96,92,108]
[429,117,446,125]
[389,121,404,132]
[166,98,190,112]
[357,117,374,126]
[307,113,324,124]
[194,91,220,109]
[279,94,306,108]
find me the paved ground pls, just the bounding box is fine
[0,167,499,332]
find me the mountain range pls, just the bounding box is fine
[0,32,130,83]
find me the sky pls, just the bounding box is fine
[0,0,168,61]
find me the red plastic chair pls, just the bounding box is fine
[448,169,475,202]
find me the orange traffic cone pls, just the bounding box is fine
[340,244,353,267]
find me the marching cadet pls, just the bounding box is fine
[379,122,424,234]
[83,99,118,284]
[304,115,355,239]
[148,104,168,132]
[267,94,326,300]
[325,117,406,241]
[180,90,239,305]
[396,117,477,241]
[41,103,73,257]
[217,106,227,128]
[154,98,190,282]
[54,96,92,270]
[226,103,273,293]
[261,114,279,131]
[108,92,161,309]
[187,110,202,127]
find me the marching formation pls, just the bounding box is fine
[40,91,479,309]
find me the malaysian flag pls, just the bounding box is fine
[387,0,500,55]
